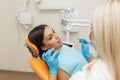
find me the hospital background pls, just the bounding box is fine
[0,0,104,79]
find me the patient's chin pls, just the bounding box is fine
[54,43,62,50]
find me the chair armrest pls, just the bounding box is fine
[29,58,49,80]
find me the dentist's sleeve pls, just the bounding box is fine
[69,70,86,80]
[69,59,111,80]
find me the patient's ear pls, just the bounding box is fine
[41,46,48,51]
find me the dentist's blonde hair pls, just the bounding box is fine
[93,0,120,80]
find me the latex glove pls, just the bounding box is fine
[89,41,97,50]
[42,48,60,74]
[79,38,92,60]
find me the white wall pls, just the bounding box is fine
[0,0,104,72]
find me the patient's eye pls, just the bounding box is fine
[47,28,56,40]
[48,34,53,40]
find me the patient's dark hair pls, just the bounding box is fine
[28,24,48,58]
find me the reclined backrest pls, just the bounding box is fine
[25,39,49,80]
[25,39,39,58]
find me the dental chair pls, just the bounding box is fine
[25,39,49,80]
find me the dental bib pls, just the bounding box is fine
[58,44,88,75]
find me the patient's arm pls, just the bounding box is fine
[57,68,70,80]
[49,74,57,80]
[49,68,70,80]
[48,68,70,80]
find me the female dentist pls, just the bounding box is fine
[42,0,120,80]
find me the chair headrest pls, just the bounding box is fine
[25,39,39,57]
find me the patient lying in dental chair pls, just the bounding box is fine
[25,24,88,80]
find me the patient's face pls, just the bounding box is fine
[42,26,63,50]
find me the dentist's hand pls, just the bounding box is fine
[79,38,92,60]
[42,48,60,75]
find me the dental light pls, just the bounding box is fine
[59,8,91,42]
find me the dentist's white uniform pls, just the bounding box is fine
[69,59,111,80]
